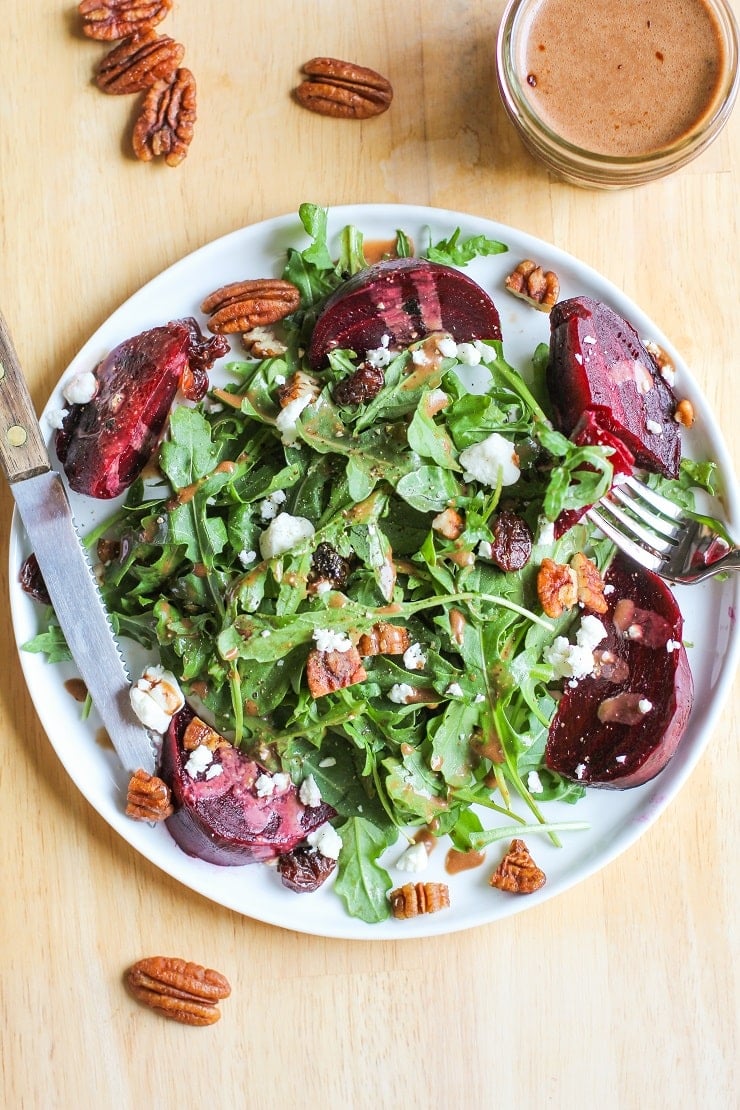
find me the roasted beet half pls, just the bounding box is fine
[308,257,502,368]
[56,318,228,499]
[546,554,693,788]
[160,705,335,866]
[547,297,681,479]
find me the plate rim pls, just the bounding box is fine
[8,202,740,939]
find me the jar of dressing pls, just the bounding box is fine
[496,0,739,188]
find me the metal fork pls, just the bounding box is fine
[586,474,740,584]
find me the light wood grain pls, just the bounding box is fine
[1,3,738,1108]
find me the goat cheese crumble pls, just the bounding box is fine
[458,432,520,487]
[130,664,185,733]
[259,512,315,559]
[313,627,353,653]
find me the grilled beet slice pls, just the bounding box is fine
[545,554,693,788]
[56,318,228,499]
[547,297,681,478]
[308,258,502,368]
[160,705,335,866]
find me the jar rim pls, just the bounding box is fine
[496,0,740,186]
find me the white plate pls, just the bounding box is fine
[9,205,740,939]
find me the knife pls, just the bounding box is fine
[0,309,156,775]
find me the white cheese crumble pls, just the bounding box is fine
[205,763,223,780]
[403,642,426,670]
[259,488,287,521]
[313,627,353,653]
[365,334,394,368]
[527,770,544,794]
[575,762,587,780]
[129,665,185,733]
[637,698,653,714]
[184,744,213,778]
[318,756,337,768]
[46,406,69,430]
[275,375,318,444]
[455,342,482,366]
[459,433,520,487]
[473,340,497,364]
[259,512,315,559]
[646,419,663,435]
[254,773,275,797]
[666,638,681,653]
[477,540,493,559]
[62,370,98,406]
[388,682,415,704]
[437,336,459,359]
[299,773,323,808]
[395,842,429,873]
[272,772,292,792]
[445,682,464,698]
[307,822,343,860]
[238,548,257,567]
[537,518,556,547]
[544,615,607,681]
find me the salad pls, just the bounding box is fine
[22,204,721,924]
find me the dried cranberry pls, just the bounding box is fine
[333,363,385,406]
[490,510,533,572]
[18,554,51,605]
[276,845,337,893]
[310,542,352,589]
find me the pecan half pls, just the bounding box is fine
[505,259,560,312]
[489,839,546,894]
[79,0,173,41]
[295,57,393,120]
[125,957,231,1026]
[201,279,301,334]
[673,398,695,427]
[571,552,608,614]
[305,647,367,698]
[132,68,197,166]
[96,30,184,94]
[357,622,411,657]
[537,557,578,618]
[125,769,174,821]
[390,881,450,919]
[242,325,288,359]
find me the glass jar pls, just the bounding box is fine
[496,0,739,188]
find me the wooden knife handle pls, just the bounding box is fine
[0,310,51,484]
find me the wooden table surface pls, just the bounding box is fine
[1,3,738,1107]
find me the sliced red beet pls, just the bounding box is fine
[56,318,228,499]
[308,258,502,368]
[547,297,681,479]
[545,553,693,788]
[160,705,335,866]
[553,410,636,538]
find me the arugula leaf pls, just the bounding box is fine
[334,817,395,923]
[425,227,508,266]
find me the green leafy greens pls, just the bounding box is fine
[21,204,712,924]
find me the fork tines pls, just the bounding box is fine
[586,475,686,571]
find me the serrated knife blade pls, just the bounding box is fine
[0,309,156,775]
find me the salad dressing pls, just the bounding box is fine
[445,847,486,874]
[517,0,728,156]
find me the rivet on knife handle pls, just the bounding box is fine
[0,309,52,484]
